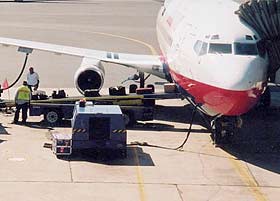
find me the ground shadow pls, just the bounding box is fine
[154,104,203,124]
[58,147,154,166]
[131,122,209,133]
[0,123,10,135]
[0,139,6,144]
[16,121,54,130]
[128,104,209,133]
[221,106,280,174]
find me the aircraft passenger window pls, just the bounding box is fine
[208,43,232,54]
[234,43,258,56]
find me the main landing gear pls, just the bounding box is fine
[211,116,242,145]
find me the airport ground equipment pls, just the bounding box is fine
[52,133,72,156]
[0,86,181,125]
[27,89,180,125]
[28,96,155,125]
[52,101,127,157]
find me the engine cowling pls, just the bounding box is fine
[74,58,105,95]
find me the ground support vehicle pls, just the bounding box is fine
[28,92,180,125]
[52,102,127,157]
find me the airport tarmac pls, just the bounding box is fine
[0,98,280,201]
[0,0,279,201]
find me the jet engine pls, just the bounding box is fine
[74,58,105,95]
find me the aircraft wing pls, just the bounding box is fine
[0,37,166,79]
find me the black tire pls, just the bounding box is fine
[259,87,271,108]
[129,84,138,93]
[146,84,155,93]
[120,149,127,158]
[44,110,62,125]
[123,111,136,127]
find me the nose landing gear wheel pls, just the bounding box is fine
[212,116,241,145]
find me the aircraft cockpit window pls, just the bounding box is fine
[208,43,232,54]
[234,43,258,56]
[245,35,253,40]
[193,40,208,56]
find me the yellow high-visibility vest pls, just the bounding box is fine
[17,86,30,101]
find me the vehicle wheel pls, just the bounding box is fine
[44,110,61,125]
[120,149,127,158]
[123,112,135,127]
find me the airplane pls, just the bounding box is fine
[0,0,269,143]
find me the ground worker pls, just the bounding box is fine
[12,81,31,124]
[27,67,39,92]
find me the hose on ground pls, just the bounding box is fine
[129,104,198,151]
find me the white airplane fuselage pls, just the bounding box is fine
[156,0,268,116]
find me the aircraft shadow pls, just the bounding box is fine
[154,104,203,124]
[131,104,209,133]
[58,147,155,166]
[131,122,209,133]
[221,106,280,174]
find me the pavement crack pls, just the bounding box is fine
[175,184,184,201]
[244,160,260,187]
[207,185,221,201]
[198,141,218,185]
[68,160,74,183]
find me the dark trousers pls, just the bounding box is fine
[14,103,29,123]
[28,82,39,92]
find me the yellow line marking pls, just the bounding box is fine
[0,24,158,55]
[133,147,146,201]
[201,143,267,200]
[87,31,158,56]
[228,156,267,201]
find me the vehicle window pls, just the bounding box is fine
[234,42,258,56]
[209,43,232,54]
[193,40,208,56]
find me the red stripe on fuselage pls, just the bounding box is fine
[170,70,264,116]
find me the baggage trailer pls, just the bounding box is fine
[1,86,181,126]
[28,93,159,126]
[30,102,154,126]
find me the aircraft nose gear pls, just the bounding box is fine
[211,116,242,145]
